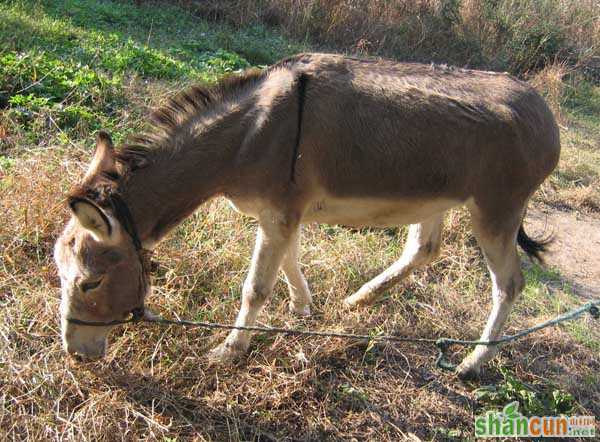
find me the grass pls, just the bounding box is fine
[0,0,300,149]
[538,80,600,212]
[474,367,576,416]
[192,0,600,75]
[1,0,599,440]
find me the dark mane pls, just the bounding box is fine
[115,55,303,174]
[115,68,263,171]
[68,55,305,210]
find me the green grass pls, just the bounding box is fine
[0,0,301,147]
[519,264,600,352]
[536,80,600,212]
[564,81,600,128]
[1,0,599,440]
[474,367,575,416]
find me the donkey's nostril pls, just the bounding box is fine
[131,307,145,320]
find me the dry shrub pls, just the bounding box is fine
[529,60,569,122]
[562,185,600,213]
[543,179,600,213]
[206,0,471,60]
[186,0,600,75]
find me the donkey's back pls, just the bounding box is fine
[287,53,560,211]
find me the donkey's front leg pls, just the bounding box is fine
[209,219,293,363]
[281,226,312,316]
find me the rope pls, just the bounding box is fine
[68,299,600,371]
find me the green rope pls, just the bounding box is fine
[435,300,600,370]
[68,298,600,372]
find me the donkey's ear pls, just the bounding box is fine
[69,197,112,242]
[84,130,118,181]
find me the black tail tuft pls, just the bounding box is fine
[517,225,553,263]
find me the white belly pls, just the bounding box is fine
[301,196,462,227]
[226,195,463,227]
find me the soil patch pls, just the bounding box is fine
[526,208,600,298]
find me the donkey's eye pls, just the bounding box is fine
[80,278,103,293]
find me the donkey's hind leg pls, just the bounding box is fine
[281,226,312,316]
[344,213,444,307]
[456,209,525,379]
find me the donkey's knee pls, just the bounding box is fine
[504,273,525,301]
[242,280,272,310]
[409,237,441,266]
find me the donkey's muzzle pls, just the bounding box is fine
[66,339,107,362]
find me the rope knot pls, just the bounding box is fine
[435,338,456,371]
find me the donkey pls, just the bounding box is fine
[54,53,560,379]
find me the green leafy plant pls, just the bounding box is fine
[335,383,370,410]
[198,49,251,73]
[0,155,16,173]
[8,94,50,111]
[474,367,575,416]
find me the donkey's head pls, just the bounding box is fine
[54,132,149,360]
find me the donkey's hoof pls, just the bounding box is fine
[289,302,311,317]
[207,342,246,365]
[343,292,375,308]
[456,361,481,381]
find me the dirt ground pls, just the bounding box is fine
[526,207,600,299]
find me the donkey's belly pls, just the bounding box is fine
[302,197,462,227]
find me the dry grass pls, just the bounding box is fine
[193,0,600,74]
[529,61,569,122]
[531,68,600,213]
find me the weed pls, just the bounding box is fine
[475,367,575,416]
[335,383,370,411]
[0,155,16,174]
[200,0,600,75]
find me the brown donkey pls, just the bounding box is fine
[54,53,560,378]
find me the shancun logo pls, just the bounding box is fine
[474,401,595,438]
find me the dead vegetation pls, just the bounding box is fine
[192,0,600,74]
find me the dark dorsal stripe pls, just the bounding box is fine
[291,73,308,183]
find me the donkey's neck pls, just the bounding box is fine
[120,103,252,246]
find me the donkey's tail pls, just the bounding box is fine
[517,225,553,263]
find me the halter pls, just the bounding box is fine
[66,192,152,327]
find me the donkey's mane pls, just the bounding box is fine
[116,69,263,172]
[69,56,303,209]
[115,56,301,175]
